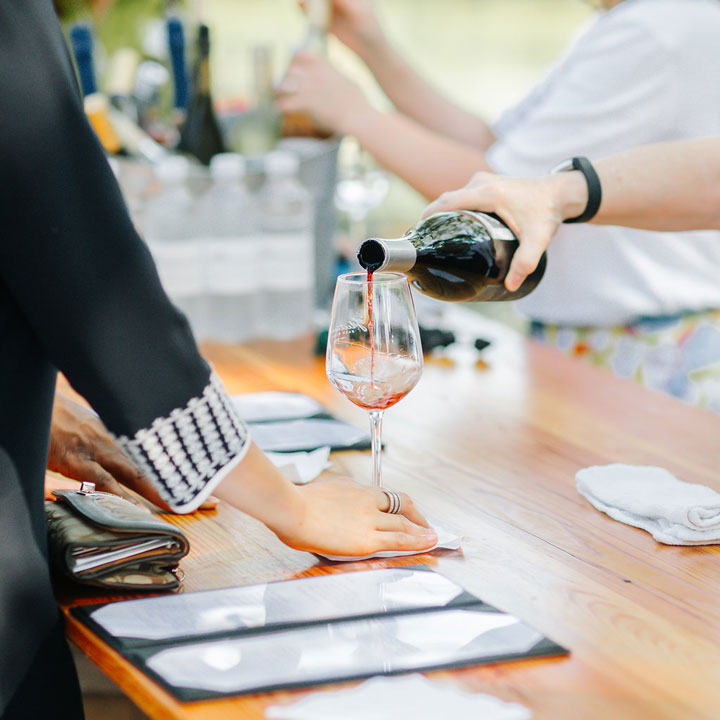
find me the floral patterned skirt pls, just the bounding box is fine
[530,309,720,415]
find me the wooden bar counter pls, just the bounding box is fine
[58,311,720,720]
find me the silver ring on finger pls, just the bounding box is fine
[382,489,402,515]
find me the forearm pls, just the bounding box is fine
[213,442,437,556]
[548,139,720,231]
[588,139,720,231]
[359,39,494,149]
[212,442,305,543]
[422,137,720,293]
[346,106,491,199]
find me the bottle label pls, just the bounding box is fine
[260,232,314,291]
[206,238,260,295]
[147,240,204,298]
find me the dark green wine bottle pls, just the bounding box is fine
[178,24,225,165]
[357,211,546,302]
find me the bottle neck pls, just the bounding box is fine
[70,25,98,97]
[195,25,212,98]
[167,17,189,111]
[197,56,211,97]
[357,234,419,274]
[303,0,329,55]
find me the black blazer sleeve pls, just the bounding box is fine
[0,2,249,512]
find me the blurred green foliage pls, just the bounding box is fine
[95,0,167,52]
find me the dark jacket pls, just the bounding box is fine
[0,2,225,716]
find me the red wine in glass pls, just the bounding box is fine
[327,272,422,487]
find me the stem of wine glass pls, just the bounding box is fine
[368,410,384,487]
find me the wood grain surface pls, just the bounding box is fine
[58,311,720,720]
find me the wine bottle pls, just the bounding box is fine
[104,46,168,164]
[107,108,169,164]
[166,15,189,125]
[300,0,330,55]
[69,24,98,98]
[282,0,333,139]
[231,44,281,155]
[178,24,225,165]
[69,24,123,155]
[107,47,140,122]
[357,211,547,302]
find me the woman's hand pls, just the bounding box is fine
[300,0,386,58]
[48,394,150,502]
[424,171,588,291]
[276,52,371,136]
[47,394,218,509]
[279,479,437,556]
[215,443,437,557]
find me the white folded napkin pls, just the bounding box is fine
[265,674,531,720]
[576,463,720,545]
[266,447,332,485]
[318,525,461,562]
[232,392,324,423]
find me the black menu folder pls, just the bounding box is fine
[232,392,372,452]
[73,566,567,701]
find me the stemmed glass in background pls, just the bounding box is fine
[334,139,389,252]
[326,273,423,487]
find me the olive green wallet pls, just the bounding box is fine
[45,489,190,591]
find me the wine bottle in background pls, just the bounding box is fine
[107,47,140,122]
[107,109,169,164]
[100,44,170,163]
[133,60,174,144]
[299,0,330,55]
[357,211,547,302]
[282,0,333,139]
[178,24,225,165]
[231,44,281,155]
[69,24,123,155]
[166,15,189,127]
[69,23,98,98]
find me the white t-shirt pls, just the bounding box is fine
[486,0,720,326]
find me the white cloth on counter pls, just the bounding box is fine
[318,525,461,562]
[576,463,720,545]
[266,447,332,485]
[232,392,324,423]
[264,674,532,720]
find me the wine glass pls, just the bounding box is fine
[334,140,389,250]
[326,273,423,487]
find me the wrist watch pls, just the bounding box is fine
[550,156,602,224]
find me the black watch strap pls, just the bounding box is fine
[551,156,602,224]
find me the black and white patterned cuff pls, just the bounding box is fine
[112,372,250,514]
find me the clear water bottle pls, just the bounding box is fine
[258,151,315,339]
[143,156,205,334]
[198,153,261,343]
